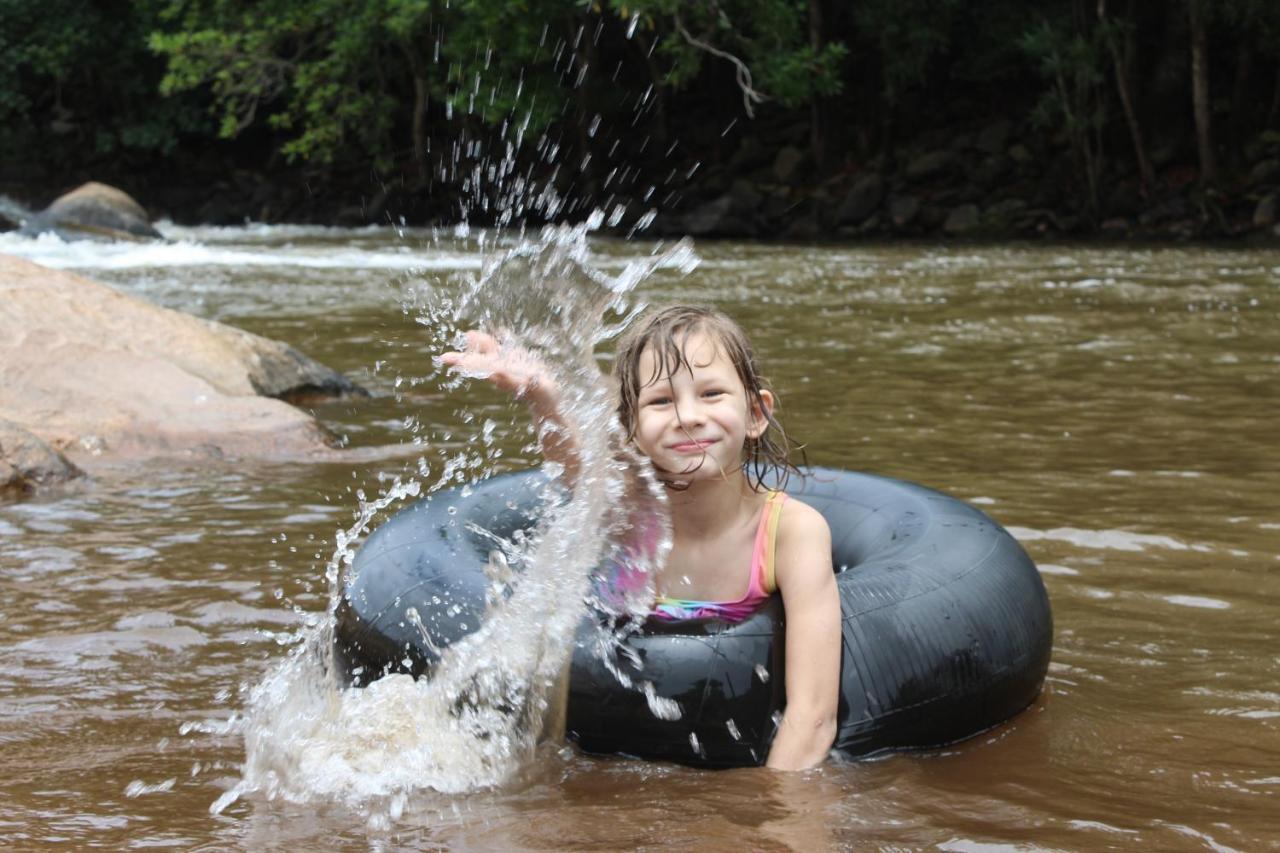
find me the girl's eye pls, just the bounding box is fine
[645,396,672,407]
[702,389,725,399]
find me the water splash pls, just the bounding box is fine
[213,216,696,821]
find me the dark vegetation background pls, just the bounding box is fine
[3,0,1279,239]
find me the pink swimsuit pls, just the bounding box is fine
[651,491,787,622]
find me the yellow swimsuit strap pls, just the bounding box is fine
[761,490,787,594]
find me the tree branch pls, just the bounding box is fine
[673,12,765,117]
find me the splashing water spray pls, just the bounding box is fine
[211,214,697,823]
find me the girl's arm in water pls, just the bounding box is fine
[439,330,580,483]
[767,500,840,770]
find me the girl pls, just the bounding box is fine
[441,306,840,770]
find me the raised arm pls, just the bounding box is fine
[766,500,840,770]
[439,330,580,483]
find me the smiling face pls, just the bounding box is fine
[632,328,773,482]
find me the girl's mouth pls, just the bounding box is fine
[669,439,717,453]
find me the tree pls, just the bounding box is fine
[150,0,579,177]
[610,1,847,165]
[1186,0,1216,185]
[1021,13,1109,217]
[0,0,202,171]
[1097,0,1154,195]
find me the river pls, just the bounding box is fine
[0,225,1276,849]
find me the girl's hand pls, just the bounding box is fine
[439,330,558,415]
[440,329,577,482]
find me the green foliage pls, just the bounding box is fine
[608,0,846,109]
[5,0,1280,215]
[148,0,583,169]
[1020,16,1109,214]
[0,0,203,162]
[1020,19,1107,135]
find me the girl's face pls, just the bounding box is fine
[632,329,772,481]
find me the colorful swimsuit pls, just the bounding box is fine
[651,491,788,623]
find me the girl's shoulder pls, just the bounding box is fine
[775,493,830,538]
[771,494,834,590]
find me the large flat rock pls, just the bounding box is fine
[0,253,362,463]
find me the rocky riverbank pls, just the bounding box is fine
[645,120,1280,243]
[5,121,1280,244]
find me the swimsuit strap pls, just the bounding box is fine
[648,490,788,623]
[755,490,788,595]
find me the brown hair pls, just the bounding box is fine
[612,305,804,491]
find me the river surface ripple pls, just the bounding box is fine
[0,227,1276,849]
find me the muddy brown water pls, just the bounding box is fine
[0,229,1276,849]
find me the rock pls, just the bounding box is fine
[888,195,921,228]
[729,136,771,172]
[728,178,764,212]
[773,146,806,184]
[1008,144,1034,166]
[918,204,949,230]
[984,198,1029,222]
[975,120,1014,155]
[943,204,981,235]
[835,174,886,225]
[0,420,83,498]
[1248,159,1280,187]
[1253,194,1278,228]
[681,195,733,235]
[782,213,821,240]
[1,194,31,230]
[1104,182,1143,218]
[971,155,1010,189]
[762,190,799,222]
[1140,196,1192,226]
[680,194,758,237]
[905,150,955,181]
[22,182,163,241]
[1100,217,1131,235]
[0,253,365,463]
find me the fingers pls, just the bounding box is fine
[439,329,496,367]
[464,329,499,354]
[438,330,519,388]
[438,329,554,402]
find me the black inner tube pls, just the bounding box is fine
[334,468,1053,767]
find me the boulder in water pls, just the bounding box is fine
[22,181,163,242]
[0,419,83,498]
[0,253,365,465]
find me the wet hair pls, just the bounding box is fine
[612,305,804,491]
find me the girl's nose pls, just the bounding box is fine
[675,396,707,427]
